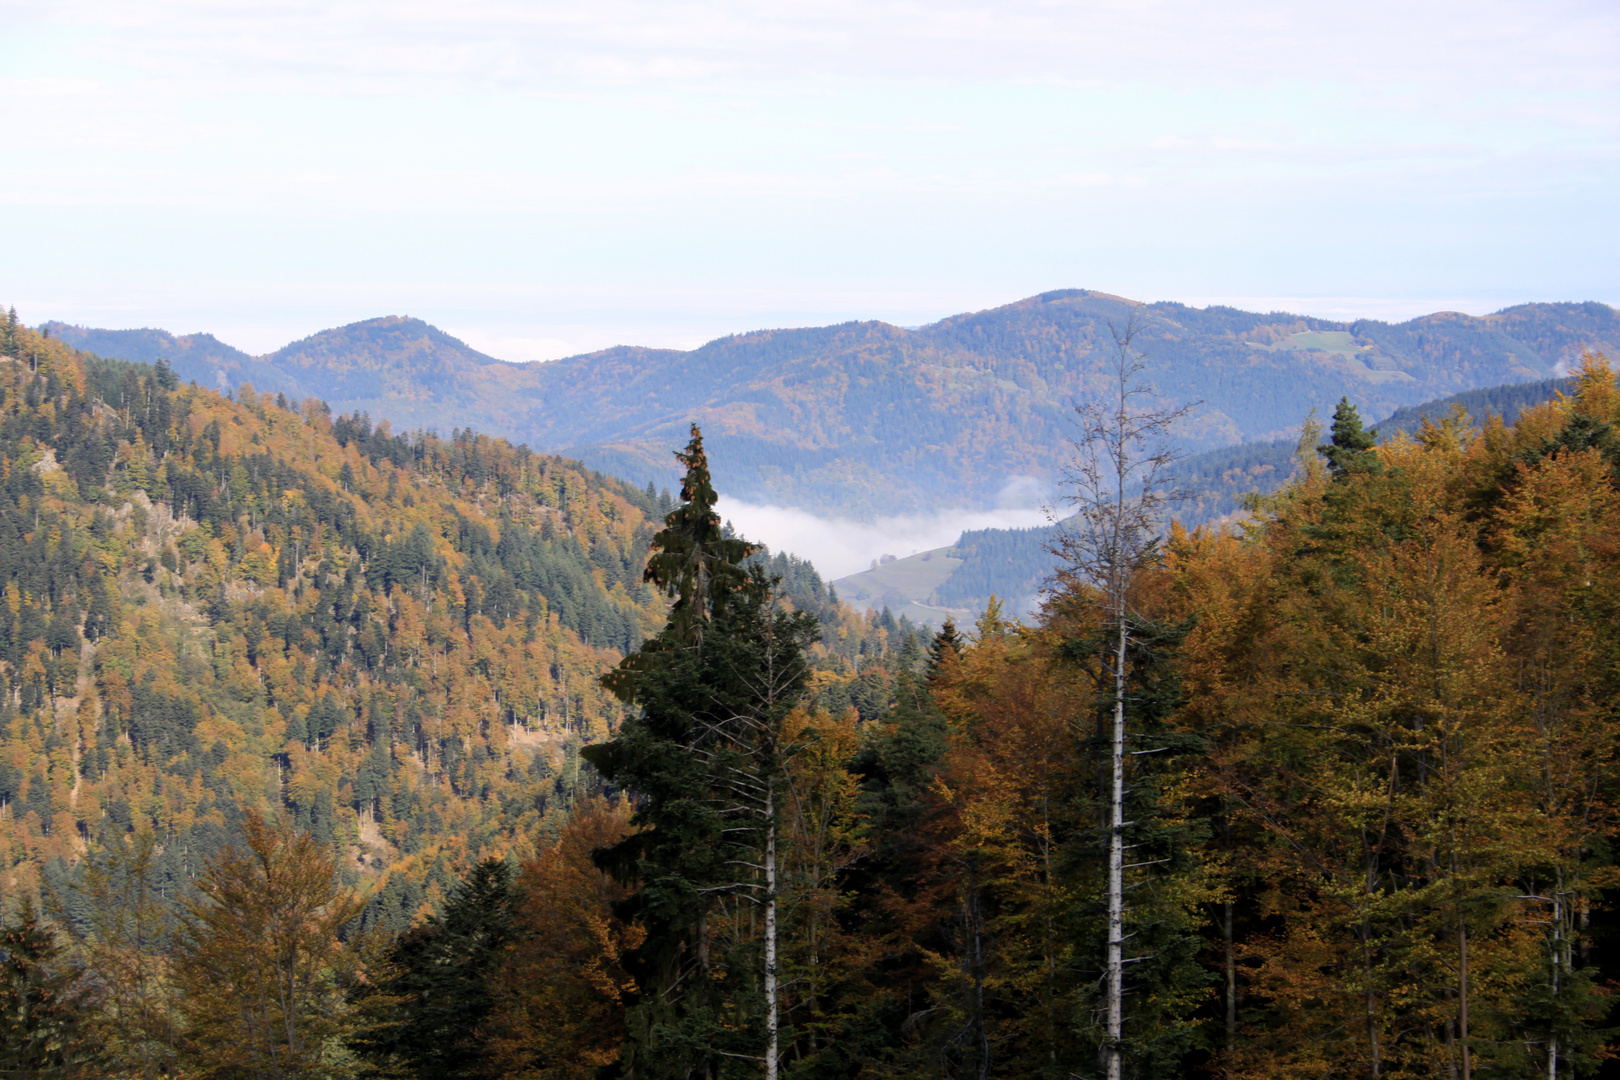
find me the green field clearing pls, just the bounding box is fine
[834,547,962,613]
[1247,330,1368,356]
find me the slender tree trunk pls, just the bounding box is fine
[1548,868,1563,1080]
[765,788,779,1080]
[1224,899,1236,1053]
[1459,917,1471,1080]
[1105,617,1127,1080]
[973,886,990,1080]
[1363,843,1382,1079]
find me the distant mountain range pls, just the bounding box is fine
[46,292,1620,518]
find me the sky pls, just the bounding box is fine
[2,0,1617,362]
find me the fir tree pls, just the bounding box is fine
[354,859,518,1080]
[0,902,93,1079]
[637,423,754,650]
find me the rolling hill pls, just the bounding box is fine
[47,292,1620,517]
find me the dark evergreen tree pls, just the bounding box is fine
[1319,397,1380,477]
[631,424,753,652]
[585,426,819,1080]
[927,617,964,675]
[0,903,93,1078]
[354,859,518,1080]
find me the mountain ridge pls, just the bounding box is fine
[45,292,1620,516]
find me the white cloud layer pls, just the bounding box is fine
[11,1,1619,93]
[717,497,1051,581]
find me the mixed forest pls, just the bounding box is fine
[3,302,1620,1080]
[916,373,1578,617]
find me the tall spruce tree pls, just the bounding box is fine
[1320,397,1380,477]
[354,859,518,1080]
[586,425,820,1080]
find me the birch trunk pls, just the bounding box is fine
[765,786,779,1080]
[1105,617,1127,1080]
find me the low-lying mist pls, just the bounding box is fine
[715,497,1053,582]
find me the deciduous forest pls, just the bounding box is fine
[2,306,1620,1079]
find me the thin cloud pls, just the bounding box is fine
[21,1,1620,95]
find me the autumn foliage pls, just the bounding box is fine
[4,302,1620,1078]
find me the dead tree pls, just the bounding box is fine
[1055,317,1193,1080]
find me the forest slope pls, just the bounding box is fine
[0,312,894,931]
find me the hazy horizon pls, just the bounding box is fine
[5,1,1616,359]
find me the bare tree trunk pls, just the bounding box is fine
[1459,918,1471,1080]
[1224,899,1236,1054]
[1106,617,1127,1080]
[1060,318,1194,1080]
[1548,868,1563,1080]
[765,787,779,1080]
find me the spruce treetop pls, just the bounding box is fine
[1319,397,1380,477]
[641,424,756,649]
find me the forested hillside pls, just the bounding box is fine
[48,293,1620,515]
[840,375,1578,620]
[0,310,920,940]
[5,296,1620,1077]
[380,358,1620,1079]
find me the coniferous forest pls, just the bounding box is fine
[2,305,1620,1079]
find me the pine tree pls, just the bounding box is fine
[928,616,964,674]
[632,423,754,651]
[0,902,93,1079]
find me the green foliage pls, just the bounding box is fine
[587,430,821,1079]
[1319,397,1380,477]
[638,424,755,649]
[356,859,518,1080]
[0,904,93,1079]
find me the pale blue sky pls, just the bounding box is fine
[2,0,1616,359]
